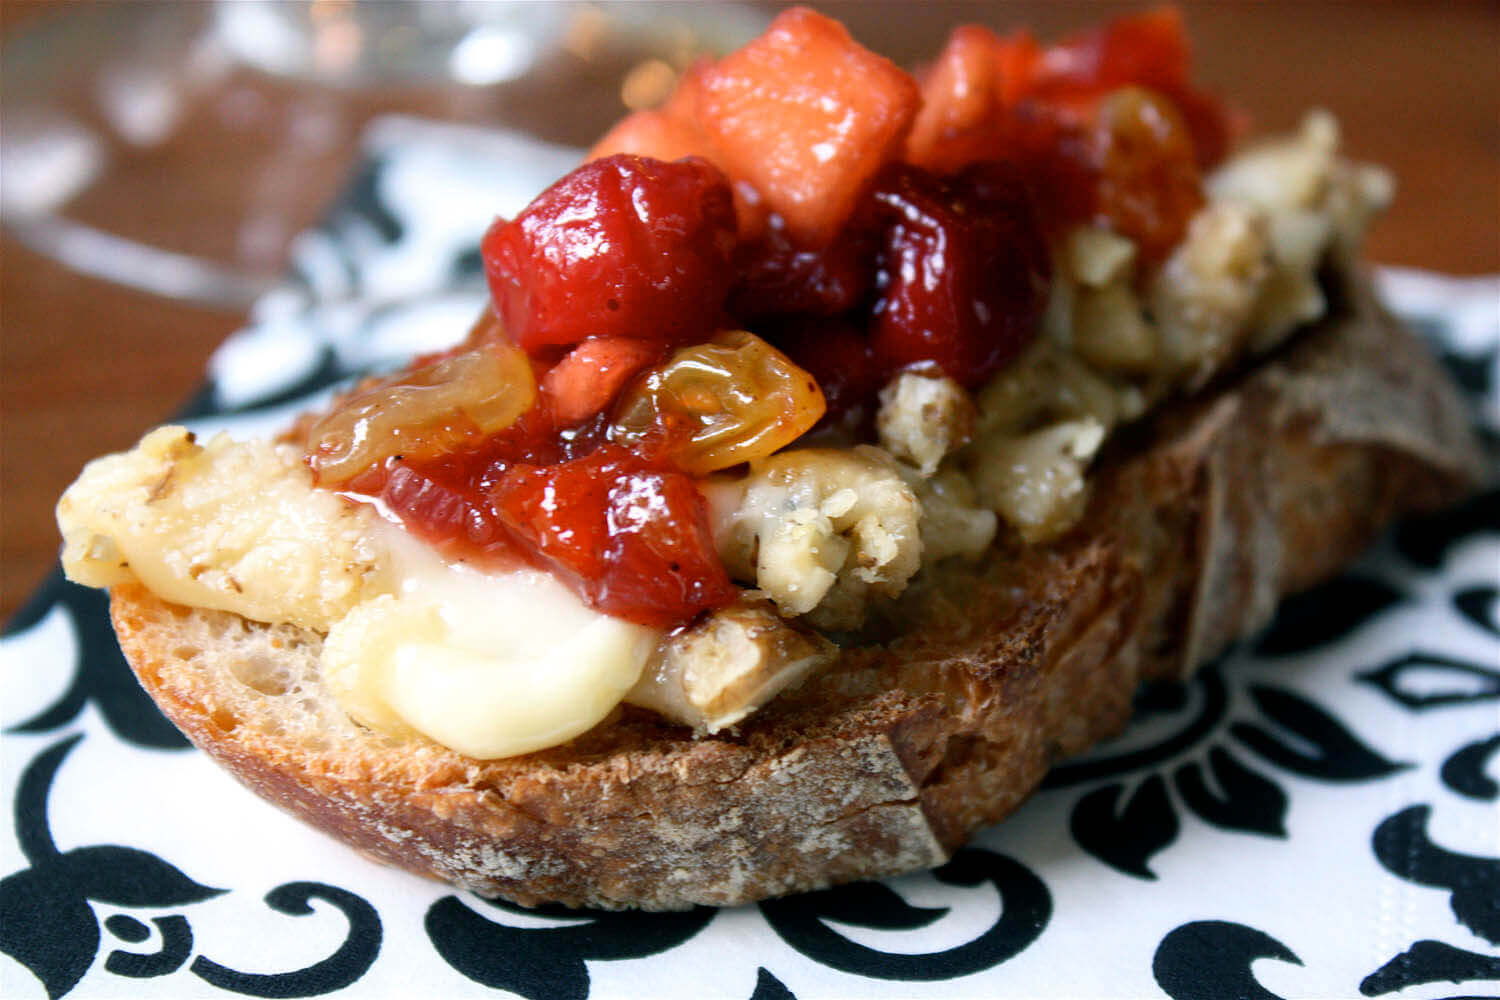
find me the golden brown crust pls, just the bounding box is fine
[109,276,1483,909]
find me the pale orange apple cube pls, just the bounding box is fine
[697,7,920,246]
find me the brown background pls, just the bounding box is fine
[3,1,1497,621]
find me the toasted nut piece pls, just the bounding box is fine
[875,371,977,477]
[1065,225,1137,288]
[971,418,1106,543]
[1150,201,1272,390]
[1207,110,1391,355]
[977,339,1143,435]
[626,598,837,733]
[1072,281,1160,373]
[705,446,922,630]
[897,465,997,562]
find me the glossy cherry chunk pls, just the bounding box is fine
[728,212,878,321]
[869,163,1051,388]
[495,449,737,627]
[339,403,588,557]
[767,316,882,420]
[610,330,825,475]
[482,154,737,352]
[696,7,920,247]
[1030,6,1190,98]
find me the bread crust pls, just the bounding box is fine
[109,275,1483,910]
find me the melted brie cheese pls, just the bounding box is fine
[322,527,657,758]
[57,428,660,759]
[57,427,391,631]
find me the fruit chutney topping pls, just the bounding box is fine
[303,6,1233,629]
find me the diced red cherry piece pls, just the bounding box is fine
[868,162,1050,388]
[767,316,882,420]
[482,154,737,352]
[1030,6,1190,98]
[341,406,579,557]
[728,214,878,321]
[494,448,736,627]
[365,459,504,553]
[1170,86,1238,168]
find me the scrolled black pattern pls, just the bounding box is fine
[336,155,406,245]
[1069,777,1178,880]
[104,915,193,979]
[1253,573,1407,657]
[1173,747,1288,837]
[1231,685,1411,780]
[1441,734,1500,801]
[1059,660,1405,878]
[1153,920,1301,1000]
[1371,804,1500,945]
[1435,340,1498,398]
[189,883,382,998]
[759,848,1050,982]
[0,735,222,998]
[4,574,188,750]
[749,967,797,1000]
[1043,666,1228,789]
[1454,585,1500,638]
[1359,654,1500,711]
[425,895,715,1000]
[1393,488,1500,570]
[1,735,382,998]
[1360,939,1500,997]
[178,348,345,422]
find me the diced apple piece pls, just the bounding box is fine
[906,26,1005,172]
[542,338,662,427]
[587,57,718,164]
[662,57,713,120]
[587,59,769,239]
[697,7,920,247]
[588,110,716,165]
[907,26,1043,172]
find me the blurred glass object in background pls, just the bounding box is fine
[0,1,767,308]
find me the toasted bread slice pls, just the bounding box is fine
[108,276,1482,910]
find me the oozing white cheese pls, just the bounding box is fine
[323,527,657,758]
[57,428,660,759]
[57,427,391,632]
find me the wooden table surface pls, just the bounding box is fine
[3,1,1497,621]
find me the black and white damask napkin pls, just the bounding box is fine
[3,117,1498,1000]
